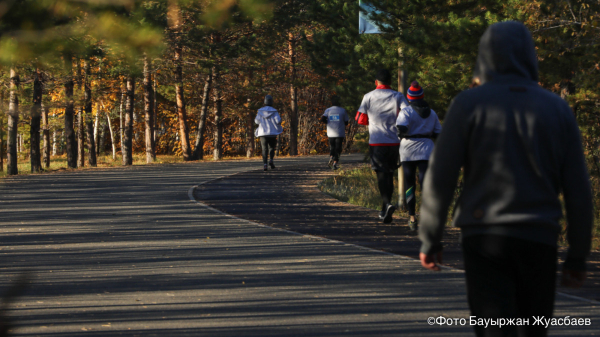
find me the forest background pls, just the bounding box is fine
[0,0,599,235]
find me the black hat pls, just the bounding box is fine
[264,95,273,106]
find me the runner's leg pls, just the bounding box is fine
[260,137,268,165]
[334,137,344,162]
[329,138,336,160]
[268,137,277,165]
[462,234,519,337]
[376,170,393,206]
[416,160,429,186]
[403,161,417,216]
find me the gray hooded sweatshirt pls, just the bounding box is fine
[419,21,593,265]
[255,106,283,137]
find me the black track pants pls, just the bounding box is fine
[376,170,394,210]
[260,136,277,164]
[328,137,344,162]
[462,234,557,337]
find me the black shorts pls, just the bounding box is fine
[369,145,400,172]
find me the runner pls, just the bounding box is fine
[320,95,349,170]
[255,95,283,171]
[396,81,441,231]
[419,21,592,336]
[356,69,409,223]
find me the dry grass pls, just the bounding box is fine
[318,163,600,250]
[318,163,406,215]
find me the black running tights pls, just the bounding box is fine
[260,136,277,164]
[402,160,429,216]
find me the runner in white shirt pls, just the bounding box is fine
[320,95,349,170]
[396,81,442,230]
[356,69,409,223]
[255,95,283,171]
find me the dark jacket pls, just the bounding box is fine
[419,21,593,266]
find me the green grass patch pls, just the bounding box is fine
[318,164,401,213]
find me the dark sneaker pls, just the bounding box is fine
[408,219,418,231]
[378,210,385,220]
[269,162,276,169]
[264,164,268,171]
[332,164,339,170]
[383,204,395,224]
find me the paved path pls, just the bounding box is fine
[195,155,600,302]
[0,156,598,336]
[194,155,466,270]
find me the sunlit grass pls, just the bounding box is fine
[318,164,402,214]
[318,163,600,250]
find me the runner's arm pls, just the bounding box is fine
[357,96,369,125]
[419,98,468,256]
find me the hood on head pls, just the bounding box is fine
[473,21,539,84]
[264,95,273,106]
[258,106,278,118]
[409,100,431,119]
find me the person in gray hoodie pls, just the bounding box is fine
[255,95,283,171]
[419,21,592,337]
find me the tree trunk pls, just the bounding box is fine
[30,68,42,173]
[119,82,125,155]
[288,32,298,156]
[192,73,212,160]
[61,130,65,155]
[153,73,157,157]
[52,129,57,156]
[105,107,116,160]
[76,61,84,167]
[94,103,99,155]
[99,123,106,156]
[212,66,222,160]
[42,102,50,168]
[64,58,77,168]
[122,75,134,165]
[84,60,96,167]
[244,72,255,158]
[7,68,19,175]
[174,45,192,161]
[133,102,138,145]
[77,106,84,167]
[246,108,255,158]
[143,55,155,163]
[0,91,4,172]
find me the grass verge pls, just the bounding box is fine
[318,163,600,250]
[318,163,404,215]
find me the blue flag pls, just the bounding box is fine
[359,1,389,34]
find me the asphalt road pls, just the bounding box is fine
[1,155,599,336]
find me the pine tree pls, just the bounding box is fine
[30,68,42,173]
